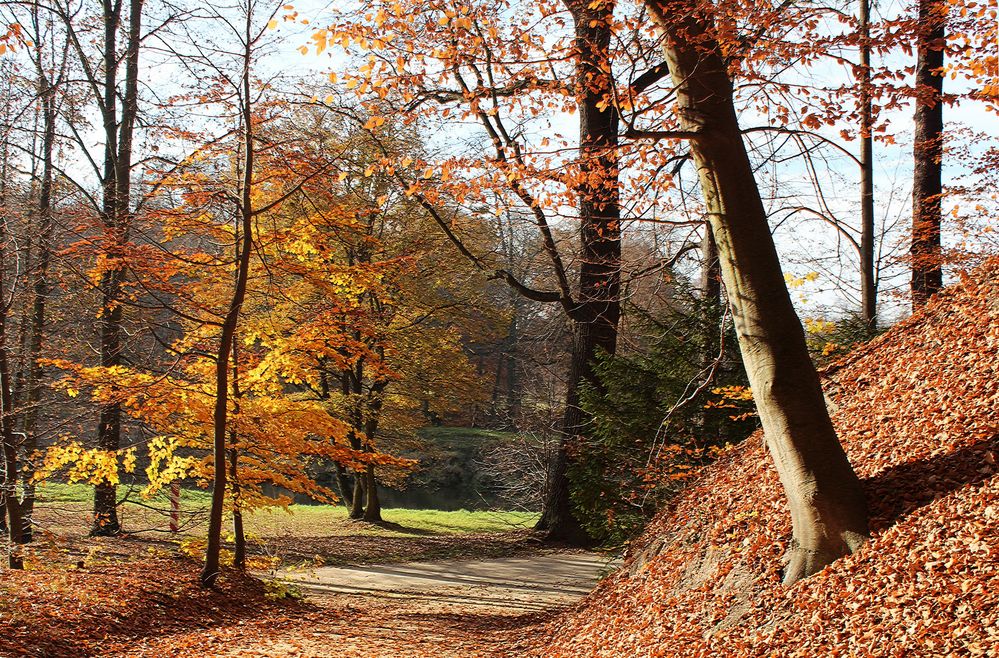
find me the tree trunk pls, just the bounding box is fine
[92,0,143,537]
[360,378,387,523]
[646,0,869,584]
[697,228,723,436]
[20,54,58,544]
[1,273,25,569]
[349,475,365,519]
[858,0,877,329]
[0,160,25,567]
[201,18,254,586]
[228,447,245,571]
[911,0,945,307]
[362,464,381,522]
[537,0,621,545]
[334,463,354,509]
[228,344,245,571]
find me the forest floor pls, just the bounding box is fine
[1,505,611,658]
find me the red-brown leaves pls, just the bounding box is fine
[534,258,999,657]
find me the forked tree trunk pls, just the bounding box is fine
[92,0,143,537]
[646,0,869,584]
[537,0,621,545]
[911,0,946,307]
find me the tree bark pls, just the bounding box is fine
[92,0,143,537]
[646,0,869,584]
[360,378,387,523]
[349,475,365,519]
[0,215,26,568]
[858,0,877,329]
[19,46,58,544]
[342,371,366,519]
[201,15,254,586]
[334,463,354,509]
[536,0,621,545]
[911,0,945,308]
[229,343,245,571]
[362,464,381,522]
[228,446,245,571]
[0,69,27,564]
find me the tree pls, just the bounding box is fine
[642,0,869,584]
[573,284,754,544]
[911,0,946,307]
[246,109,490,524]
[858,0,877,328]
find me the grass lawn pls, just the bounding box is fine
[30,481,538,539]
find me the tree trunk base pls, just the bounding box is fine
[781,532,867,585]
[90,483,121,537]
[535,511,592,547]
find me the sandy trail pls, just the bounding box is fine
[278,553,614,613]
[112,552,616,657]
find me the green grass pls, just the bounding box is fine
[416,426,517,446]
[33,481,213,506]
[31,481,537,539]
[248,505,538,538]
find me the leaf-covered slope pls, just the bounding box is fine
[534,260,999,657]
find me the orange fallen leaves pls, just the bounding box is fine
[533,257,999,657]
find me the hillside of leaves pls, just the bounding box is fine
[532,259,999,657]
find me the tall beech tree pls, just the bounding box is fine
[911,0,946,308]
[534,0,621,542]
[43,0,147,536]
[642,0,869,583]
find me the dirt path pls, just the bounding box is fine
[125,553,610,657]
[279,553,612,613]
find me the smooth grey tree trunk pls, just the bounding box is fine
[646,0,869,584]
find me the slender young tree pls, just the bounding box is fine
[858,0,877,328]
[201,2,260,588]
[0,102,26,567]
[18,0,65,542]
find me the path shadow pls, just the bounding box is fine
[3,563,319,658]
[398,609,559,632]
[863,435,997,533]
